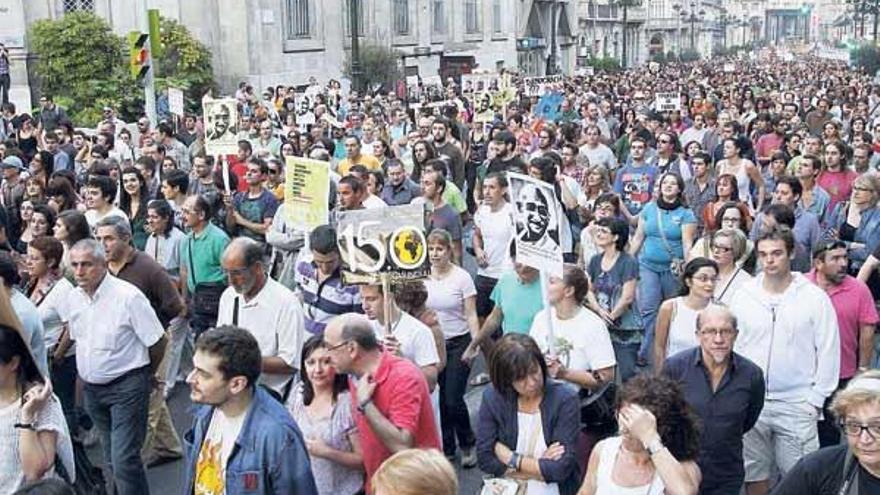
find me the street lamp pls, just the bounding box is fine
[675,1,705,52]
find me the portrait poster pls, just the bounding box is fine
[284,157,330,231]
[203,98,239,155]
[471,91,496,123]
[507,172,564,277]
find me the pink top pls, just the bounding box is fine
[806,271,879,379]
[817,169,858,213]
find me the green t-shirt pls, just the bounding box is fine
[490,271,544,334]
[443,181,467,214]
[181,223,230,291]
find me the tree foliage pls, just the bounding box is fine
[851,44,879,76]
[588,57,622,71]
[29,12,215,126]
[344,44,403,94]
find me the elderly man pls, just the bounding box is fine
[664,305,765,495]
[58,239,166,495]
[323,313,440,489]
[216,238,305,401]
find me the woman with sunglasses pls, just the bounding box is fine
[826,174,880,278]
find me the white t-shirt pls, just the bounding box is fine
[516,411,559,495]
[363,194,387,209]
[425,266,477,339]
[0,395,73,495]
[35,278,75,357]
[474,202,516,279]
[369,311,440,368]
[530,307,616,372]
[194,407,249,495]
[84,206,127,230]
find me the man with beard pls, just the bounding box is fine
[431,117,465,189]
[216,237,304,401]
[486,130,526,175]
[806,240,878,447]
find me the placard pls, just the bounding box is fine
[508,172,564,277]
[168,87,184,116]
[654,92,681,112]
[203,98,239,155]
[284,157,330,230]
[336,204,430,285]
[523,75,565,97]
[723,63,735,73]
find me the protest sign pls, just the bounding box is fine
[723,63,735,73]
[523,75,564,97]
[203,98,239,155]
[508,172,564,277]
[535,92,564,121]
[168,87,184,116]
[284,157,330,230]
[654,92,681,112]
[472,91,495,123]
[336,204,430,285]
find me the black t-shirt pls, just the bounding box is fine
[487,155,526,176]
[770,444,880,494]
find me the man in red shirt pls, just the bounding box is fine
[323,313,441,491]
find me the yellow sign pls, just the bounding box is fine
[284,157,330,230]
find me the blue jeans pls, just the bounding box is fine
[637,265,681,366]
[612,342,640,383]
[83,366,152,495]
[440,333,475,457]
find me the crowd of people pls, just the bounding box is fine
[2,46,880,495]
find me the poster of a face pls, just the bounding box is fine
[508,172,563,276]
[203,98,239,155]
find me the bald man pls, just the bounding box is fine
[323,313,440,488]
[216,237,305,400]
[663,305,765,495]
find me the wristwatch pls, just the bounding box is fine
[357,398,372,414]
[14,422,35,430]
[507,452,521,471]
[646,437,664,456]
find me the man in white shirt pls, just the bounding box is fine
[579,123,617,171]
[216,238,305,401]
[83,175,126,230]
[61,239,166,495]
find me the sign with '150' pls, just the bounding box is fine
[335,204,430,285]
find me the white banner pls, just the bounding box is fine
[168,87,185,116]
[508,172,564,277]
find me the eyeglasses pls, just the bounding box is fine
[712,245,733,253]
[324,340,351,352]
[268,168,280,175]
[699,328,736,338]
[854,186,874,193]
[839,421,880,439]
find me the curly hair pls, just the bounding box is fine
[617,374,701,461]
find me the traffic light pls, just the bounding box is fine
[129,31,150,80]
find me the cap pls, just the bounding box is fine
[0,156,23,170]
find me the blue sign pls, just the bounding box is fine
[535,92,564,121]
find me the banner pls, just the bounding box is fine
[203,98,239,155]
[523,75,564,97]
[336,204,430,285]
[508,172,564,277]
[284,157,330,231]
[654,92,681,112]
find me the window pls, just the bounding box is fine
[465,0,480,34]
[433,0,447,34]
[393,0,410,35]
[285,0,311,39]
[63,0,94,12]
[343,0,365,36]
[493,0,502,33]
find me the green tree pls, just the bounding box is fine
[29,12,216,126]
[155,18,217,115]
[344,44,403,93]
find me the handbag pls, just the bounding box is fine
[187,238,226,323]
[55,439,107,495]
[579,380,618,435]
[655,205,685,276]
[480,411,543,495]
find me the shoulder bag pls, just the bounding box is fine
[655,206,685,276]
[188,237,226,329]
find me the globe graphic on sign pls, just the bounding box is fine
[391,228,426,269]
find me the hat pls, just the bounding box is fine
[0,156,23,171]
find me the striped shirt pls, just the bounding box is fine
[294,252,362,334]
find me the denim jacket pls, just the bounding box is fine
[825,204,880,270]
[182,387,318,495]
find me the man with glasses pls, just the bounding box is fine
[729,226,840,495]
[294,225,362,335]
[216,238,304,401]
[806,240,878,447]
[322,313,440,489]
[663,305,765,495]
[225,157,279,248]
[265,158,285,200]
